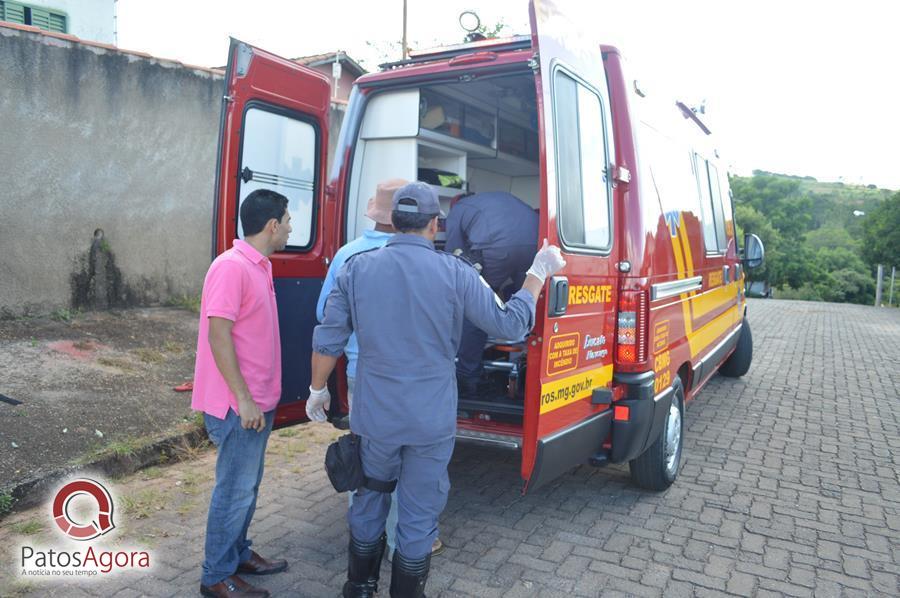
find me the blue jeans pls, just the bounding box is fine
[201,408,274,586]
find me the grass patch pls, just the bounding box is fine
[75,436,151,464]
[50,308,78,322]
[167,293,202,313]
[120,489,168,520]
[141,466,163,480]
[175,501,199,517]
[133,348,165,364]
[11,519,44,535]
[163,340,185,354]
[106,438,147,457]
[172,437,211,462]
[98,356,135,371]
[0,492,14,516]
[277,428,300,438]
[177,472,208,496]
[279,439,308,459]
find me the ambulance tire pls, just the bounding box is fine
[719,320,753,378]
[629,380,683,491]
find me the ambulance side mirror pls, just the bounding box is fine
[743,233,765,270]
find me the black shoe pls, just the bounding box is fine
[389,551,430,598]
[342,533,386,598]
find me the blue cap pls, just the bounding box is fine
[392,182,446,218]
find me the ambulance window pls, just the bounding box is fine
[707,163,728,250]
[553,70,611,251]
[720,173,736,243]
[236,106,318,250]
[695,157,719,253]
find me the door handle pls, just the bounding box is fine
[723,265,730,284]
[548,276,568,317]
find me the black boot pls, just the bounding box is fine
[389,551,430,598]
[342,533,387,598]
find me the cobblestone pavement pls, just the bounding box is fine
[2,299,898,597]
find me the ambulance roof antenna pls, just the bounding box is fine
[460,10,485,43]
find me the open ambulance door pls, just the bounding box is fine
[521,1,618,492]
[213,39,333,428]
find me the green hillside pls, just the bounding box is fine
[731,171,899,305]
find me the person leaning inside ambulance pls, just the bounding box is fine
[191,189,292,598]
[306,181,565,597]
[444,190,538,402]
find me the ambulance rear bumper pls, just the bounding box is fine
[609,371,672,463]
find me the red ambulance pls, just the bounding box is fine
[212,1,765,492]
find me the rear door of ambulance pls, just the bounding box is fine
[521,0,619,491]
[214,39,333,427]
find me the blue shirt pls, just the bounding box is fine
[445,192,539,253]
[315,229,394,378]
[312,234,536,445]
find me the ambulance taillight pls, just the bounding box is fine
[616,290,648,364]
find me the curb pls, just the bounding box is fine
[2,426,210,516]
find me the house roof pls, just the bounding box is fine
[291,51,367,77]
[0,21,224,77]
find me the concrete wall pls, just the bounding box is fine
[11,0,115,43]
[0,25,221,316]
[0,25,350,316]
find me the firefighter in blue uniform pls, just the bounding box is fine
[444,191,539,401]
[307,182,564,598]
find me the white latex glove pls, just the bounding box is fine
[526,239,566,283]
[306,385,330,423]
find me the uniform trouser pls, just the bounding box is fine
[456,244,535,381]
[345,377,400,552]
[202,408,275,586]
[349,436,455,560]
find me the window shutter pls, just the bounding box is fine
[48,11,65,32]
[1,1,28,25]
[29,7,50,30]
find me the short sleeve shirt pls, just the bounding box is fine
[191,240,282,418]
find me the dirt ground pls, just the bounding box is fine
[0,308,200,494]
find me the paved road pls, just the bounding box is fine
[3,299,898,597]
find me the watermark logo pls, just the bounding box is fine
[52,479,115,541]
[17,476,152,580]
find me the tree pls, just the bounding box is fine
[861,192,900,269]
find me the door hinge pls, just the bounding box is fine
[223,95,234,103]
[528,53,540,72]
[614,165,631,184]
[235,42,253,77]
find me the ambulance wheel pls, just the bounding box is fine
[629,380,683,491]
[719,320,753,378]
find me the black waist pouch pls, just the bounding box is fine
[325,433,397,493]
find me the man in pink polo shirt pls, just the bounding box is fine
[192,189,291,598]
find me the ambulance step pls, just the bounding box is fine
[456,428,522,450]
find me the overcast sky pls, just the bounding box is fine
[117,0,899,190]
